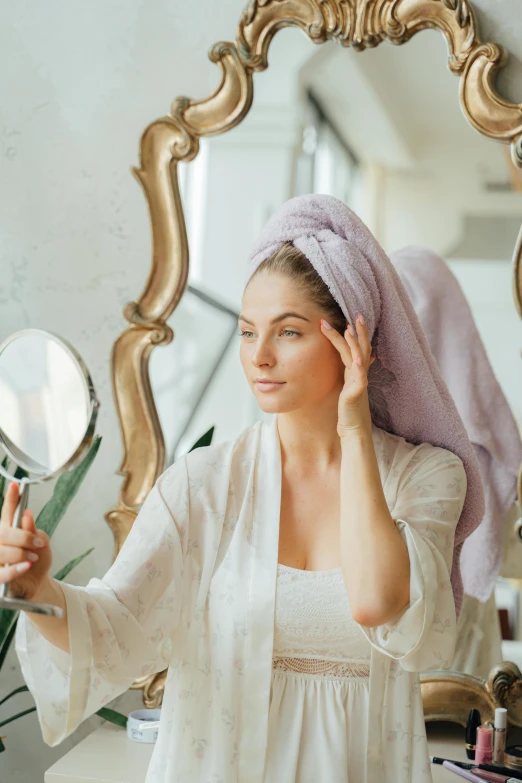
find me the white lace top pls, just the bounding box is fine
[272,564,371,677]
[273,564,371,664]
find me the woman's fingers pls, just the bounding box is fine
[344,323,367,370]
[355,313,372,362]
[0,517,45,550]
[321,316,375,372]
[320,320,353,368]
[0,483,40,537]
[0,561,32,584]
[0,482,20,527]
[20,507,39,535]
[0,544,39,564]
[0,492,46,569]
[0,511,44,566]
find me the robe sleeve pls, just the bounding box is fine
[15,462,187,746]
[359,444,466,672]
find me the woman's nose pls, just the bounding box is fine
[251,339,275,367]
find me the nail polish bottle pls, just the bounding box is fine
[476,724,494,765]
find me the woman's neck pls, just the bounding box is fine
[276,405,342,470]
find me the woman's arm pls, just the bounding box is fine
[25,576,69,651]
[339,423,410,627]
[15,468,188,746]
[357,443,465,670]
[321,314,410,627]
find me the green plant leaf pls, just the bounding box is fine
[35,435,102,539]
[0,685,29,708]
[96,707,127,728]
[0,456,9,514]
[0,706,36,728]
[53,548,94,582]
[0,617,16,672]
[189,427,214,452]
[0,610,17,668]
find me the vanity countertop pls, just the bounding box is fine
[44,720,482,782]
[44,723,153,783]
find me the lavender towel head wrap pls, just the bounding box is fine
[391,246,522,602]
[245,194,485,617]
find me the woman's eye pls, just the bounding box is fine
[237,328,299,338]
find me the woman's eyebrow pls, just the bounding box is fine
[238,312,311,325]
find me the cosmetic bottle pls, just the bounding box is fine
[493,708,508,765]
[466,709,482,760]
[476,725,494,765]
[505,745,522,771]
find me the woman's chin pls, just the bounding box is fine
[254,393,300,415]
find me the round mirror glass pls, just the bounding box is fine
[0,330,93,476]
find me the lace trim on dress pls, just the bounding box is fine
[273,565,372,662]
[272,656,370,679]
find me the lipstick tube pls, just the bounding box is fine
[466,709,482,760]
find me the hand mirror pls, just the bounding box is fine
[0,328,99,617]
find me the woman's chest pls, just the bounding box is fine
[278,469,342,570]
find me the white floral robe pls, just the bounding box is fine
[16,416,466,783]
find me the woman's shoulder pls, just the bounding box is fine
[373,426,466,509]
[157,421,261,488]
[372,423,465,474]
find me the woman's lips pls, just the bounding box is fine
[254,380,286,392]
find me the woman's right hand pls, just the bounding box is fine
[0,481,53,601]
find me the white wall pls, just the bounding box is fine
[1,2,522,781]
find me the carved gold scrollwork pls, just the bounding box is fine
[107,0,522,710]
[461,44,522,161]
[421,662,522,727]
[130,670,168,709]
[174,43,253,136]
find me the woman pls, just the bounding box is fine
[391,246,522,678]
[4,195,484,783]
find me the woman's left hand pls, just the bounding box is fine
[320,313,375,435]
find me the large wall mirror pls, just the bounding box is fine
[106,0,522,721]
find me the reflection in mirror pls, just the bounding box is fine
[150,285,239,462]
[148,28,522,682]
[0,330,92,475]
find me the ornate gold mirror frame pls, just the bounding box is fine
[106,0,522,723]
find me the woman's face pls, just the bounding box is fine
[239,271,345,414]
